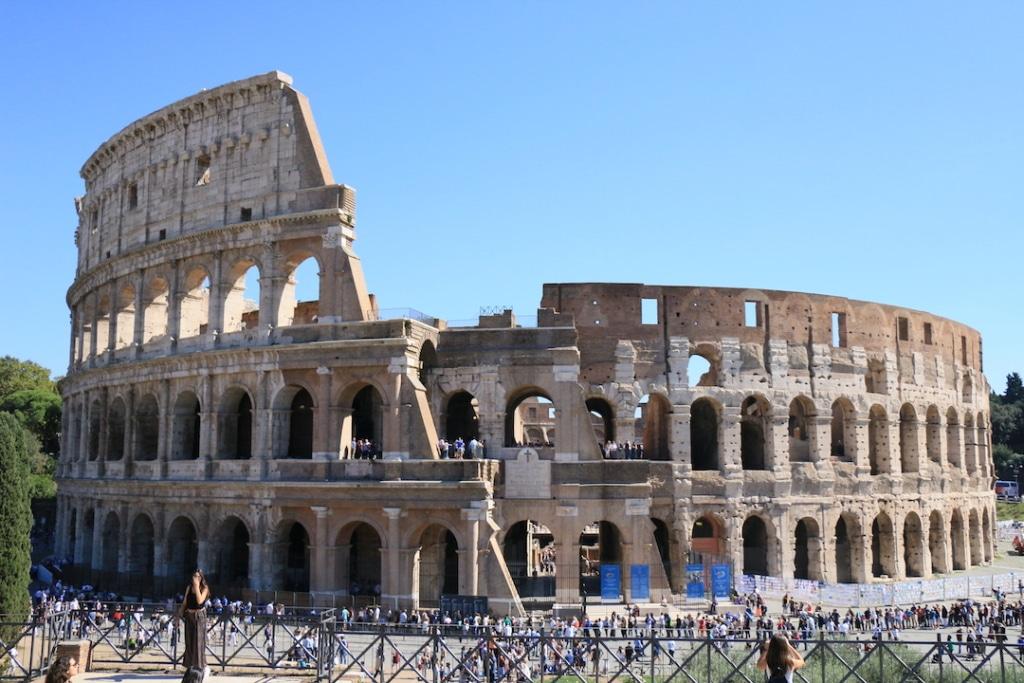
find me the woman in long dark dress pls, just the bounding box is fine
[177,569,211,678]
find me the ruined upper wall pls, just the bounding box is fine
[540,283,985,388]
[74,72,345,274]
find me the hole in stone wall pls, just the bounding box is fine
[641,298,658,325]
[744,301,759,327]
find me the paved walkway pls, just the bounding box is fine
[76,673,313,682]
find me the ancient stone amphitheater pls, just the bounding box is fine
[55,72,995,612]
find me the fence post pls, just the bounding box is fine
[539,628,545,683]
[220,612,227,672]
[820,630,825,682]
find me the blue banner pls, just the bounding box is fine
[629,564,650,601]
[600,564,621,600]
[685,563,705,599]
[711,563,732,598]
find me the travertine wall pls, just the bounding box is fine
[55,73,995,613]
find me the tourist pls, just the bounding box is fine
[44,655,78,683]
[177,570,211,681]
[757,634,805,683]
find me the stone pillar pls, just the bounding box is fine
[166,260,181,351]
[107,282,118,354]
[199,374,214,475]
[554,515,580,605]
[670,406,691,466]
[158,379,171,476]
[460,508,481,596]
[91,506,104,571]
[208,250,224,340]
[382,508,403,608]
[124,388,136,476]
[314,368,332,459]
[310,506,330,592]
[770,414,790,473]
[88,293,100,362]
[251,371,272,478]
[132,270,145,357]
[721,407,742,477]
[97,388,109,476]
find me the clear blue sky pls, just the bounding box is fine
[1,2,1020,391]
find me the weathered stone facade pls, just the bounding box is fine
[55,72,996,612]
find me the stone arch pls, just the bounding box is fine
[213,516,251,591]
[950,509,967,570]
[178,265,211,339]
[928,510,948,574]
[788,396,815,463]
[688,343,719,387]
[899,403,920,473]
[142,275,169,344]
[925,405,942,465]
[501,519,557,599]
[902,512,925,578]
[277,251,321,327]
[275,520,311,592]
[834,513,861,584]
[107,396,126,461]
[742,514,776,576]
[579,520,624,598]
[793,517,822,581]
[218,386,253,459]
[80,508,95,569]
[414,523,460,605]
[968,509,982,566]
[67,508,78,564]
[418,340,437,388]
[100,511,120,576]
[171,390,201,460]
[351,385,383,455]
[505,387,555,448]
[114,281,136,350]
[690,397,720,470]
[223,258,261,333]
[868,404,890,475]
[335,520,384,597]
[166,516,198,590]
[740,395,770,470]
[444,391,480,443]
[133,393,160,461]
[87,398,102,462]
[585,397,615,445]
[272,385,315,459]
[690,514,726,558]
[830,397,856,460]
[128,513,155,580]
[946,408,962,468]
[871,511,896,578]
[637,393,670,460]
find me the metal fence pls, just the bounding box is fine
[8,607,1024,682]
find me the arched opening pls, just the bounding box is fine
[740,396,769,470]
[128,515,154,592]
[691,516,725,558]
[445,392,480,443]
[831,398,855,460]
[337,523,382,598]
[287,388,314,459]
[982,508,993,563]
[218,388,253,459]
[899,404,919,473]
[834,515,856,583]
[87,399,102,462]
[505,389,555,448]
[688,351,718,387]
[100,512,120,576]
[946,408,962,468]
[171,391,201,460]
[93,295,111,356]
[579,521,623,599]
[871,512,896,578]
[178,267,211,338]
[636,393,670,460]
[742,516,769,576]
[214,517,250,592]
[502,520,556,601]
[964,413,977,474]
[788,397,814,463]
[223,260,261,333]
[418,341,437,388]
[868,405,890,475]
[903,512,924,578]
[114,282,136,351]
[277,255,320,327]
[279,522,311,592]
[585,397,615,446]
[690,398,719,470]
[166,517,198,590]
[416,525,459,605]
[968,510,981,566]
[133,394,159,461]
[107,397,126,461]
[351,385,383,457]
[67,509,77,564]
[929,511,948,574]
[652,518,675,591]
[142,276,169,344]
[80,509,95,570]
[925,406,942,465]
[794,518,821,581]
[950,510,966,571]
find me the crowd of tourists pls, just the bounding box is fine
[601,441,647,460]
[350,438,381,459]
[436,437,486,459]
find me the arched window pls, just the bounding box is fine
[215,517,250,590]
[690,515,724,558]
[740,396,769,470]
[929,511,947,574]
[964,412,977,474]
[107,397,126,461]
[94,294,111,354]
[870,512,896,578]
[445,392,480,443]
[288,388,314,459]
[336,523,383,597]
[166,517,198,589]
[788,397,814,463]
[585,397,615,446]
[950,509,966,570]
[834,515,857,583]
[87,399,102,462]
[925,406,942,465]
[636,394,670,460]
[688,348,718,387]
[171,391,201,460]
[278,254,320,326]
[114,282,136,351]
[223,260,260,333]
[903,512,924,578]
[899,404,919,474]
[742,516,769,576]
[134,394,160,461]
[128,515,155,591]
[142,276,169,344]
[416,525,459,604]
[100,512,120,577]
[830,398,855,461]
[794,518,821,581]
[578,521,622,598]
[178,267,211,339]
[968,510,982,566]
[946,408,962,468]
[501,520,556,600]
[505,389,555,448]
[279,522,310,592]
[352,385,383,457]
[218,388,253,459]
[690,399,719,470]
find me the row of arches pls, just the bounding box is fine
[74,253,321,363]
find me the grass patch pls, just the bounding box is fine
[996,501,1024,522]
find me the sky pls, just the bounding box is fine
[0,2,1020,391]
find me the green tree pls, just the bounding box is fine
[0,413,32,624]
[1007,372,1024,403]
[993,443,1024,480]
[0,357,54,399]
[0,388,61,455]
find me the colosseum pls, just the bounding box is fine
[55,71,995,612]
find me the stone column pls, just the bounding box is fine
[671,407,691,466]
[721,407,742,478]
[208,250,224,342]
[158,379,171,476]
[770,414,790,474]
[97,388,109,477]
[107,281,119,354]
[310,506,331,592]
[88,293,100,362]
[199,373,214,475]
[124,388,136,476]
[166,260,181,351]
[251,371,272,479]
[460,508,481,596]
[555,515,580,605]
[132,270,145,357]
[382,508,403,608]
[314,368,332,460]
[91,506,104,571]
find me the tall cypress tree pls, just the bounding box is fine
[0,413,31,626]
